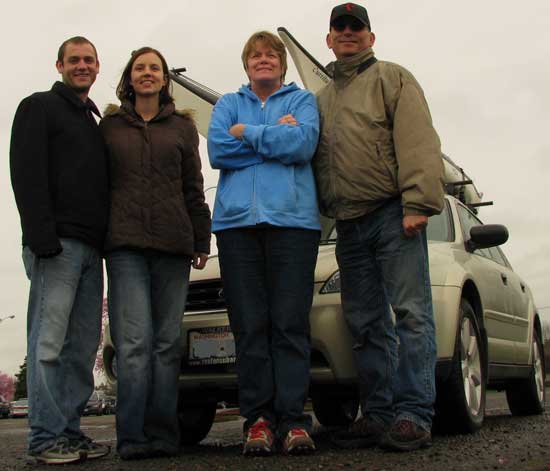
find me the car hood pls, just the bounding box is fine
[189,247,340,284]
[188,243,456,286]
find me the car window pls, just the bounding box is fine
[488,246,511,268]
[320,215,336,244]
[427,201,453,242]
[320,200,453,244]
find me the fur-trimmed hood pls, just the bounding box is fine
[102,100,194,124]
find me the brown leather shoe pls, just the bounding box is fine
[380,419,432,452]
[331,416,388,449]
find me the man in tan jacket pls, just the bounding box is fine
[314,3,444,452]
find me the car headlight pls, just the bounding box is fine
[320,271,341,294]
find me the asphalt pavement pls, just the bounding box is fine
[0,389,549,470]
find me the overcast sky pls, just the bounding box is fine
[1,0,549,377]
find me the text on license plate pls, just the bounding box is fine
[188,326,236,366]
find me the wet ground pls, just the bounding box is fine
[0,389,549,470]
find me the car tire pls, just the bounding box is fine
[311,392,359,427]
[178,398,217,445]
[434,298,486,434]
[505,329,546,416]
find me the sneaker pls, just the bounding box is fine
[118,442,152,460]
[243,417,274,456]
[70,436,111,460]
[28,437,85,465]
[282,428,316,455]
[380,419,432,452]
[331,416,388,449]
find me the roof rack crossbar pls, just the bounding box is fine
[468,201,494,208]
[446,179,473,187]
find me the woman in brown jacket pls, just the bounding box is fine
[100,47,211,460]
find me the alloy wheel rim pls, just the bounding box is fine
[460,317,482,416]
[533,338,545,404]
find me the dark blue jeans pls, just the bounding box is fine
[216,226,320,436]
[23,238,103,453]
[106,249,191,451]
[335,199,436,431]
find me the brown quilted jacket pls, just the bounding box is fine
[100,101,211,256]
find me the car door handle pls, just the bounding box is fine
[500,273,508,285]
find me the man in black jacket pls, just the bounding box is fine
[10,36,110,465]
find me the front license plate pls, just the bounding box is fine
[188,326,236,366]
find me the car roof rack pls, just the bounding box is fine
[442,154,492,214]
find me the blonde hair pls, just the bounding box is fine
[241,31,288,82]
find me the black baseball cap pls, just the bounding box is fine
[330,3,371,30]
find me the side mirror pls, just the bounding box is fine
[467,224,509,251]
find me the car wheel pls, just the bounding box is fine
[311,392,359,427]
[505,329,546,415]
[178,398,217,445]
[435,298,486,434]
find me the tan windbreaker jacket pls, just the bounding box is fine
[313,48,445,220]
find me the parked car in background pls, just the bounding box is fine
[0,395,10,418]
[9,399,28,418]
[102,396,116,415]
[83,391,104,416]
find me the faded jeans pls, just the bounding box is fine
[23,238,103,453]
[335,198,436,431]
[106,249,191,451]
[216,226,320,437]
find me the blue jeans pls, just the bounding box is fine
[335,199,436,431]
[106,249,191,450]
[216,227,320,436]
[23,238,103,453]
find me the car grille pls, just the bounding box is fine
[185,279,226,312]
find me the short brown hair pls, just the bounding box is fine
[116,47,173,106]
[57,36,98,63]
[241,31,288,82]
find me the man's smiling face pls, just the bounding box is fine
[56,42,99,96]
[326,15,375,60]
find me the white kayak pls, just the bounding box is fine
[168,29,484,208]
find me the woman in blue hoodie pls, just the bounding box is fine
[207,31,320,456]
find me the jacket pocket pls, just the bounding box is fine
[257,162,297,212]
[216,168,253,217]
[376,141,399,190]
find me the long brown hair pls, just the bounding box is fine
[116,47,173,105]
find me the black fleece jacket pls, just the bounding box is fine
[10,81,109,256]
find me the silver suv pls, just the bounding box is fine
[102,193,545,443]
[102,27,545,445]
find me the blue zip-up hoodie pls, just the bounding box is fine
[208,82,321,232]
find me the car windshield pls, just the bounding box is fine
[320,202,452,244]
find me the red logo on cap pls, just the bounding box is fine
[345,3,354,11]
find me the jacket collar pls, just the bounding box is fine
[52,81,101,118]
[238,82,299,102]
[117,100,176,127]
[329,48,376,82]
